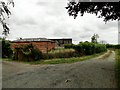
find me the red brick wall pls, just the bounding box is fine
[11,41,55,53]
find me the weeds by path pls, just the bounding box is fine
[115,49,120,88]
[24,51,106,64]
[3,51,107,65]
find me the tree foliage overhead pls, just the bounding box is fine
[0,0,14,36]
[66,1,120,22]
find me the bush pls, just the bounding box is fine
[64,44,73,49]
[2,38,13,58]
[115,44,120,49]
[72,44,85,55]
[106,44,120,49]
[115,49,120,88]
[106,44,115,49]
[66,42,107,56]
[95,44,107,53]
[13,42,107,61]
[13,44,42,61]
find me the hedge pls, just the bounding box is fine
[64,42,107,55]
[106,44,120,49]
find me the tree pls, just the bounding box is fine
[91,34,99,43]
[66,1,120,22]
[0,0,14,36]
[1,38,13,58]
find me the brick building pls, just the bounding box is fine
[49,38,72,47]
[11,38,55,53]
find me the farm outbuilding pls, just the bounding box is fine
[49,38,72,47]
[11,38,55,53]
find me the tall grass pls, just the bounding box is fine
[115,49,120,88]
[48,48,75,53]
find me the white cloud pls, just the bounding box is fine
[0,0,118,44]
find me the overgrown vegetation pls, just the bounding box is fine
[40,51,109,64]
[106,44,120,49]
[13,45,79,61]
[115,49,120,88]
[65,42,107,56]
[49,48,74,53]
[12,42,107,62]
[13,44,42,61]
[42,50,79,60]
[105,44,120,88]
[1,38,13,58]
[6,51,105,65]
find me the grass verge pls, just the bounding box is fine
[29,51,107,64]
[3,51,108,65]
[115,49,120,88]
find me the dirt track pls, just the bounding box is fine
[2,51,117,88]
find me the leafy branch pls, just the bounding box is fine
[0,0,14,36]
[66,1,120,23]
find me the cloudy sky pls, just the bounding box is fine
[0,0,119,44]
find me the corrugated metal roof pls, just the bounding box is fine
[49,38,72,40]
[12,38,54,42]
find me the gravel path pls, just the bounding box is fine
[2,51,117,88]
